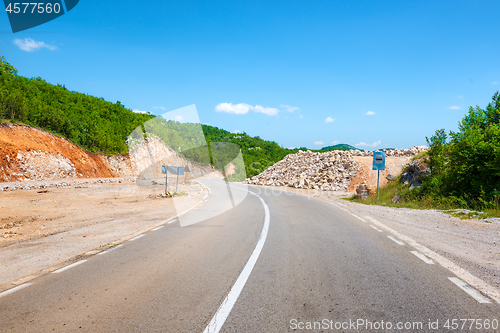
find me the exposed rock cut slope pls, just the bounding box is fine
[0,124,219,182]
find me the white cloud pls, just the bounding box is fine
[449,106,461,110]
[325,117,335,123]
[13,38,58,52]
[280,104,300,112]
[299,115,304,119]
[174,115,184,121]
[233,130,241,133]
[253,105,279,116]
[492,82,498,85]
[331,140,340,145]
[215,103,279,116]
[458,95,464,98]
[356,140,382,148]
[215,103,253,115]
[153,106,166,110]
[132,109,147,114]
[364,111,376,116]
[314,141,324,145]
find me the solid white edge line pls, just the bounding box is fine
[203,191,270,333]
[52,260,87,273]
[0,283,33,298]
[362,215,500,304]
[387,235,405,245]
[370,225,383,232]
[448,277,491,303]
[350,213,366,223]
[129,234,145,241]
[411,251,434,264]
[152,225,164,231]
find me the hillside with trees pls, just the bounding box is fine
[0,56,154,155]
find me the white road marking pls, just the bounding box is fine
[448,277,491,303]
[0,283,32,298]
[411,251,434,264]
[362,215,500,304]
[168,220,176,224]
[98,244,123,255]
[351,213,366,223]
[387,235,405,245]
[129,234,145,241]
[152,225,164,230]
[370,225,383,232]
[203,191,270,333]
[52,260,87,273]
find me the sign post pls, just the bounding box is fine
[165,166,185,194]
[372,152,386,201]
[162,165,168,194]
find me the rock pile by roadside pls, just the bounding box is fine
[246,150,363,191]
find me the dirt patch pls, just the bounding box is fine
[0,178,209,291]
[347,156,412,191]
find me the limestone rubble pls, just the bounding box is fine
[246,146,428,191]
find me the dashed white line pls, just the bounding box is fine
[0,283,32,298]
[387,235,405,245]
[370,225,383,232]
[129,234,145,241]
[448,277,491,303]
[168,220,176,224]
[203,191,270,333]
[97,244,123,255]
[52,260,87,273]
[362,215,500,304]
[152,225,164,231]
[411,251,434,264]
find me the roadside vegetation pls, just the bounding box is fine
[350,92,500,219]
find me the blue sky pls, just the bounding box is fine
[1,0,499,150]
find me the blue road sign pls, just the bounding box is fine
[163,165,185,175]
[372,152,386,171]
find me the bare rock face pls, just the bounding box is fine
[17,151,77,180]
[246,150,363,191]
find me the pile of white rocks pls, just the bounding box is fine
[349,146,428,157]
[246,150,362,191]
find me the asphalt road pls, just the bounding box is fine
[1,179,499,332]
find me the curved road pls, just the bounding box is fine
[1,179,499,332]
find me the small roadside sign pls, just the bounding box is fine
[372,151,386,201]
[372,152,386,171]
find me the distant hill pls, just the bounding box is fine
[318,144,361,152]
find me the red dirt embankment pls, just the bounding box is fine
[0,124,119,182]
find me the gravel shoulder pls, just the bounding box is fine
[251,184,500,294]
[0,178,209,292]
